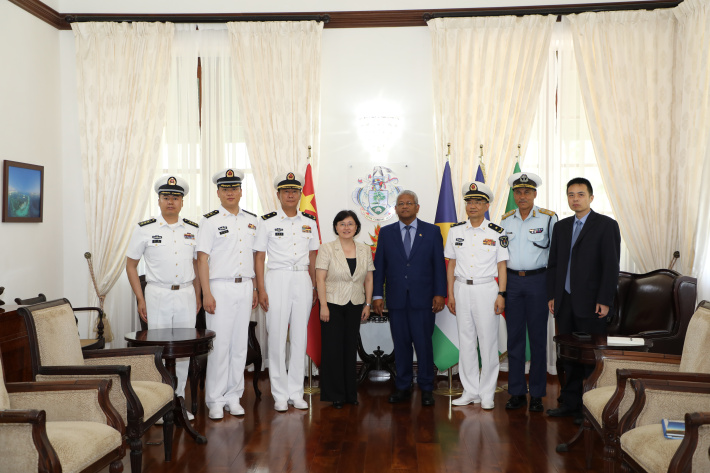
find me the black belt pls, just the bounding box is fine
[507,268,546,277]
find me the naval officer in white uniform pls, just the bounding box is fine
[254,171,319,412]
[197,168,259,420]
[445,181,509,410]
[126,175,201,420]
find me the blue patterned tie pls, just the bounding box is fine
[404,225,412,258]
[565,220,583,294]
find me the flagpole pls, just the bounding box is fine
[433,367,463,396]
[304,356,320,395]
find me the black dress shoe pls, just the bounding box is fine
[529,397,543,412]
[505,395,527,410]
[333,401,344,409]
[421,390,435,406]
[347,400,359,406]
[388,389,411,403]
[546,404,581,418]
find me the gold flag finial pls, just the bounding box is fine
[446,143,451,160]
[478,144,487,181]
[307,145,312,161]
[516,144,521,164]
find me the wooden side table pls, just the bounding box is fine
[553,333,652,452]
[125,328,215,443]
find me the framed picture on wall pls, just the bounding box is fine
[2,160,44,223]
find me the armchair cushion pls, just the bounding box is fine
[132,381,174,419]
[36,373,127,424]
[620,424,681,473]
[583,385,615,423]
[45,421,122,473]
[32,304,84,366]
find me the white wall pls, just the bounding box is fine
[0,2,63,304]
[317,27,437,246]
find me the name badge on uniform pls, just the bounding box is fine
[184,233,195,240]
[274,227,284,236]
[455,237,464,247]
[302,225,312,233]
[151,235,162,244]
[483,239,496,246]
[248,223,256,230]
[529,228,544,234]
[218,226,229,235]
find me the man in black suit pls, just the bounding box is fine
[546,177,621,418]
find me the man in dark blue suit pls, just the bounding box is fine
[372,190,447,406]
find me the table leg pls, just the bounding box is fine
[174,396,207,444]
[188,357,199,414]
[556,421,584,452]
[164,358,178,390]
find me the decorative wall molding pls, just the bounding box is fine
[8,0,682,31]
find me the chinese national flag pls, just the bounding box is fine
[299,163,322,367]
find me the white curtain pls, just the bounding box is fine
[567,10,685,273]
[227,21,323,213]
[428,15,556,221]
[676,0,710,300]
[73,22,174,343]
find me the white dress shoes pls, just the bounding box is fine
[452,393,481,406]
[274,401,289,412]
[208,405,224,420]
[226,401,245,416]
[288,398,309,410]
[481,400,495,410]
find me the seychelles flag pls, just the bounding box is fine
[432,161,459,371]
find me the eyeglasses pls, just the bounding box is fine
[337,222,356,227]
[396,201,417,207]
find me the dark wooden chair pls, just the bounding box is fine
[137,276,262,408]
[19,298,178,473]
[15,293,105,351]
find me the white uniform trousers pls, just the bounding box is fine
[204,279,253,409]
[454,279,500,403]
[145,283,197,398]
[265,270,312,403]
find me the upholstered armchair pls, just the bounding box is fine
[0,354,125,473]
[19,299,176,473]
[580,301,710,472]
[618,379,710,472]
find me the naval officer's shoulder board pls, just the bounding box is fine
[451,221,466,228]
[183,218,199,228]
[261,212,277,221]
[138,218,156,227]
[243,209,256,217]
[488,223,504,234]
[203,210,219,219]
[302,212,317,221]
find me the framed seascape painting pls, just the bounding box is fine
[2,160,44,223]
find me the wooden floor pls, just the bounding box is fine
[108,372,604,473]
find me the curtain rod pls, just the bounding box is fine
[64,14,331,24]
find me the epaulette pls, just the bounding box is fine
[138,218,156,227]
[183,218,199,228]
[488,222,504,234]
[538,208,556,217]
[203,210,219,218]
[242,209,256,217]
[261,212,277,220]
[501,209,516,220]
[302,212,317,221]
[451,221,466,227]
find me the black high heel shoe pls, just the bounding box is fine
[333,401,344,409]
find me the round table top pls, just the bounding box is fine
[125,328,216,344]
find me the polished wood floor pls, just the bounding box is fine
[107,372,604,473]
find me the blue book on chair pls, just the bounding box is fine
[662,419,685,439]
